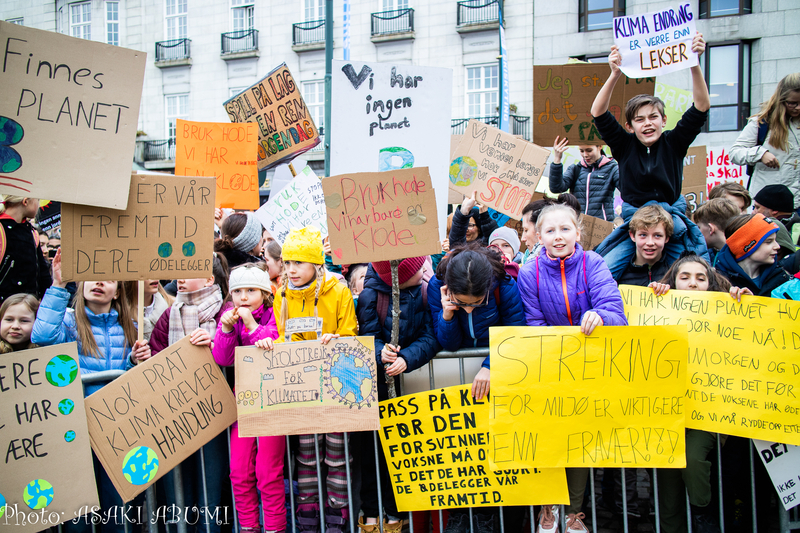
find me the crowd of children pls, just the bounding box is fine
[2,36,799,533]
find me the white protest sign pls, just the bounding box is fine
[255,165,327,244]
[613,3,697,79]
[330,61,452,240]
[753,440,800,510]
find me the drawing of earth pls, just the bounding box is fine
[45,355,78,387]
[325,342,376,408]
[122,446,159,485]
[58,398,75,415]
[65,430,76,442]
[0,493,6,519]
[449,156,478,187]
[23,479,53,510]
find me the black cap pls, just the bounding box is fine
[754,184,794,213]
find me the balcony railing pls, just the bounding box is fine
[138,139,176,162]
[155,38,191,62]
[292,20,325,46]
[371,8,414,36]
[451,115,531,141]
[221,29,258,54]
[457,0,500,26]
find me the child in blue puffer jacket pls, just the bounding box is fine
[32,248,150,533]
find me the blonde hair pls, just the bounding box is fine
[74,282,137,358]
[278,264,325,336]
[629,205,674,238]
[0,196,27,215]
[0,294,39,351]
[754,72,800,153]
[535,204,582,234]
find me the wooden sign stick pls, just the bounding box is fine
[387,259,400,399]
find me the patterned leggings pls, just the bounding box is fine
[297,433,349,509]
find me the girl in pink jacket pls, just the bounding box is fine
[213,264,282,533]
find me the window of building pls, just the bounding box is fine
[699,0,751,18]
[232,0,254,31]
[70,2,91,40]
[579,0,625,32]
[6,18,23,25]
[230,87,247,98]
[701,42,750,132]
[106,1,119,45]
[166,94,189,139]
[166,0,188,40]
[382,0,409,10]
[303,81,325,133]
[304,0,324,21]
[466,64,498,118]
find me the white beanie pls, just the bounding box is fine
[489,226,521,257]
[229,265,272,292]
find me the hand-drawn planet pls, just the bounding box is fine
[122,446,159,485]
[0,493,6,519]
[45,355,78,387]
[449,156,478,187]
[65,430,76,442]
[158,242,173,258]
[23,479,53,510]
[326,343,376,408]
[58,398,75,415]
[182,241,196,257]
[379,147,414,172]
[0,116,24,173]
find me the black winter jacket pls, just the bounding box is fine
[449,207,499,247]
[549,155,619,221]
[716,247,799,297]
[615,254,670,286]
[0,215,52,304]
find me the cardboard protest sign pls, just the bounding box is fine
[753,440,800,510]
[622,286,800,444]
[84,337,236,502]
[380,385,568,510]
[235,337,379,437]
[579,215,615,251]
[321,167,440,264]
[532,64,655,146]
[255,165,327,245]
[60,173,215,282]
[331,61,453,241]
[614,4,698,79]
[682,146,708,213]
[706,146,746,194]
[489,326,687,469]
[450,121,549,219]
[0,344,99,531]
[655,81,694,131]
[174,120,259,210]
[0,21,145,209]
[223,63,320,171]
[35,201,61,233]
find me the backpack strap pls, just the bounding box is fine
[377,291,389,326]
[746,121,771,186]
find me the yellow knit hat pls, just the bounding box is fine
[282,226,325,265]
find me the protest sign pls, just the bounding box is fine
[580,214,615,251]
[0,344,99,532]
[682,146,708,213]
[533,64,655,146]
[331,61,452,240]
[613,4,698,79]
[36,201,61,233]
[174,120,259,210]
[223,63,320,171]
[622,286,800,444]
[380,385,569,511]
[706,146,746,193]
[489,326,687,469]
[84,337,236,502]
[235,337,379,437]
[321,167,440,264]
[0,21,145,209]
[753,440,800,510]
[654,81,694,131]
[60,173,215,282]
[255,165,327,245]
[450,121,549,219]
[449,136,465,204]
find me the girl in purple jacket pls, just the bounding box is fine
[213,264,282,533]
[517,204,627,533]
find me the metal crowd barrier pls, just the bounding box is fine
[70,350,800,533]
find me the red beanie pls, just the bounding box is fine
[726,214,779,261]
[372,257,426,286]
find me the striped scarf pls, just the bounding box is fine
[168,285,223,346]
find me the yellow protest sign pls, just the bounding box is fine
[379,385,569,511]
[489,326,687,469]
[622,285,800,444]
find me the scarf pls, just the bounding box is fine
[168,285,223,346]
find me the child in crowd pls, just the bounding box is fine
[0,293,38,352]
[123,280,173,342]
[346,263,368,303]
[549,137,619,221]
[752,185,798,252]
[255,226,357,533]
[213,264,283,533]
[520,195,582,264]
[488,226,522,264]
[355,257,438,532]
[616,205,673,285]
[264,240,284,294]
[32,248,150,533]
[215,212,268,268]
[427,241,525,533]
[517,204,628,533]
[708,182,750,213]
[449,192,499,247]
[0,196,52,303]
[693,198,740,266]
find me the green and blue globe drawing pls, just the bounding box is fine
[325,342,376,409]
[23,479,53,510]
[122,446,159,485]
[449,156,478,187]
[45,355,78,387]
[0,493,6,519]
[58,398,75,415]
[65,430,76,442]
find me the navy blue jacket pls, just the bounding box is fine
[549,156,619,221]
[715,247,797,297]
